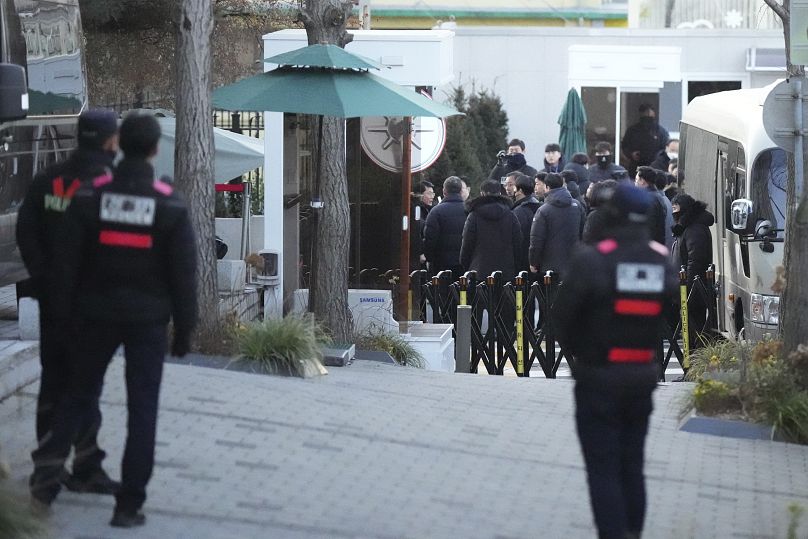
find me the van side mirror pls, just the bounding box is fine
[755,219,775,239]
[730,198,754,234]
[0,64,28,122]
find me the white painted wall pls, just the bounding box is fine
[444,27,784,162]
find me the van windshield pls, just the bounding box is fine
[751,148,787,236]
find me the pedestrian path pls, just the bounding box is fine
[3,357,807,538]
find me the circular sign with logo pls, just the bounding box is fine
[360,95,447,173]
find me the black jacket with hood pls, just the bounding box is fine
[671,199,714,285]
[529,187,582,279]
[553,224,678,369]
[460,194,521,280]
[589,159,629,183]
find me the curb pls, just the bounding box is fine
[0,341,40,402]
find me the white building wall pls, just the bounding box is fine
[443,27,784,163]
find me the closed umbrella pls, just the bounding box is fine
[213,43,461,320]
[557,88,588,158]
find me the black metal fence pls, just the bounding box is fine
[399,265,720,380]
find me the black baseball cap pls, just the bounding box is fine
[77,109,118,149]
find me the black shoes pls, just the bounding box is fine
[62,469,121,495]
[110,508,146,528]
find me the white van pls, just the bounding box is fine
[679,81,786,341]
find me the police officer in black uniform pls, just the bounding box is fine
[553,184,677,539]
[17,109,120,495]
[30,113,198,528]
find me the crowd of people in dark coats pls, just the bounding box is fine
[410,134,713,343]
[414,137,693,278]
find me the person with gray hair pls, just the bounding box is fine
[423,176,468,277]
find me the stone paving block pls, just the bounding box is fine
[2,360,808,538]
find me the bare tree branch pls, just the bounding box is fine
[763,0,788,21]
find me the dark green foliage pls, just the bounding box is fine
[354,327,425,368]
[425,86,508,194]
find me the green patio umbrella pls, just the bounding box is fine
[264,43,383,70]
[557,88,588,158]
[212,43,461,319]
[213,66,459,118]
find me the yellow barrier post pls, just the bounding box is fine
[459,275,468,307]
[515,275,524,377]
[679,266,690,371]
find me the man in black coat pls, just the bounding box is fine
[649,138,678,172]
[671,193,715,349]
[529,173,582,281]
[488,138,539,182]
[460,179,521,281]
[553,184,677,539]
[30,114,199,528]
[423,176,467,278]
[510,173,541,275]
[589,141,629,184]
[563,152,591,196]
[542,143,566,173]
[16,109,120,496]
[582,179,619,245]
[410,181,434,271]
[634,166,669,246]
[621,103,670,178]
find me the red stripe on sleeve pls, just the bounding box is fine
[608,348,654,363]
[99,230,153,249]
[614,299,662,316]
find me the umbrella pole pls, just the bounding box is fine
[309,115,324,314]
[399,117,412,332]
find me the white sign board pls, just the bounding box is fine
[791,0,808,66]
[762,79,808,151]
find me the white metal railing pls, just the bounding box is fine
[637,0,782,29]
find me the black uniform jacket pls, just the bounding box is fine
[460,194,521,281]
[16,149,114,307]
[55,158,198,336]
[553,225,678,370]
[423,193,466,272]
[671,203,714,286]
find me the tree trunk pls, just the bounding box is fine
[313,115,352,341]
[664,0,676,28]
[763,0,808,356]
[299,0,354,342]
[174,0,218,341]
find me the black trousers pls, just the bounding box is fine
[32,320,167,511]
[574,364,657,539]
[36,310,106,478]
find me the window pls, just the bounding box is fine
[751,148,787,236]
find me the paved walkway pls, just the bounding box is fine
[3,354,808,539]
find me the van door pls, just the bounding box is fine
[717,141,749,336]
[715,145,730,333]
